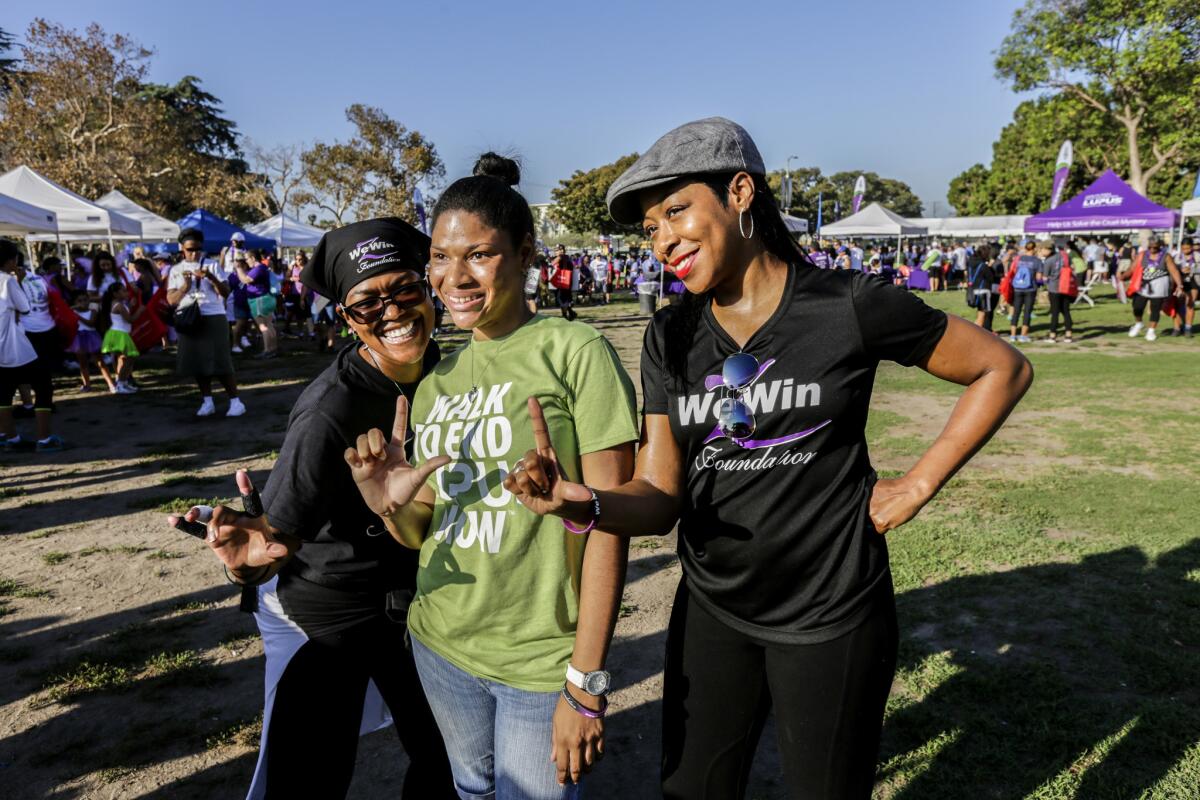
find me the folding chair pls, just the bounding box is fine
[1073,262,1108,307]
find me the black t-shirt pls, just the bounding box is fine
[641,264,947,644]
[263,340,439,637]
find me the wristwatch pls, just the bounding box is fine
[566,663,612,697]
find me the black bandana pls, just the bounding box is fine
[301,217,430,303]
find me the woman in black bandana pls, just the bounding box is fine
[167,218,454,799]
[504,119,1034,799]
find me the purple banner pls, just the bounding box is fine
[1050,141,1072,209]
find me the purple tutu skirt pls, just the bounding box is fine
[69,329,102,355]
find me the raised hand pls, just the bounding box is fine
[344,395,450,517]
[502,397,593,521]
[166,469,299,579]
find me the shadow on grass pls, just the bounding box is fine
[0,583,260,800]
[881,539,1200,799]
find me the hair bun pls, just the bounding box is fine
[473,152,521,187]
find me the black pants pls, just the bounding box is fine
[1010,290,1036,329]
[661,582,898,800]
[1048,293,1073,334]
[556,287,576,320]
[0,359,52,410]
[264,616,455,799]
[1132,294,1164,323]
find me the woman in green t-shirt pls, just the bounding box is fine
[345,154,639,799]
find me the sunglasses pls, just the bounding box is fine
[715,352,767,440]
[341,280,428,324]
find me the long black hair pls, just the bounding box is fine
[431,152,534,255]
[663,172,812,386]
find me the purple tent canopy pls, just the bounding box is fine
[1024,170,1179,233]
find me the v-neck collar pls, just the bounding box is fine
[702,261,796,353]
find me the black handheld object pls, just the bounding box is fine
[173,517,208,539]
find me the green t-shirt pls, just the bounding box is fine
[407,314,639,691]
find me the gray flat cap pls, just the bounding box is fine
[606,117,766,225]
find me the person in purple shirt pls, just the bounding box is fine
[234,250,279,359]
[807,242,830,269]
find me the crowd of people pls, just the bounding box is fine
[802,234,1197,342]
[0,229,357,449]
[523,246,673,319]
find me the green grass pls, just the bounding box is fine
[0,577,52,599]
[26,528,60,539]
[37,649,208,707]
[146,549,185,560]
[205,713,262,750]
[862,292,1200,799]
[125,495,230,513]
[158,473,225,488]
[41,551,70,565]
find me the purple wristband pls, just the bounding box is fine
[561,487,600,535]
[561,685,607,718]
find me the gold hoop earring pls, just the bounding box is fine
[739,209,755,240]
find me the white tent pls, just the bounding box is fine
[247,213,325,248]
[780,212,809,235]
[0,192,58,235]
[95,189,180,241]
[0,166,141,239]
[1178,198,1200,244]
[913,215,1028,239]
[819,203,926,237]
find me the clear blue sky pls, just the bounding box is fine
[8,0,1029,214]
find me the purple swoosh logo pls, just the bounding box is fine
[703,357,777,391]
[359,251,398,262]
[702,418,832,450]
[355,236,379,249]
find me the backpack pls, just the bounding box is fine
[965,262,985,308]
[1058,252,1079,297]
[1012,257,1034,291]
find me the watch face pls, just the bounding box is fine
[582,670,611,696]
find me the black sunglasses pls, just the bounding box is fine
[341,280,428,324]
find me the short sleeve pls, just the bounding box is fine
[639,315,669,415]
[851,272,947,366]
[166,266,184,292]
[563,335,639,455]
[2,274,30,313]
[262,409,342,539]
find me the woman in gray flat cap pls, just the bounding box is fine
[504,117,1034,799]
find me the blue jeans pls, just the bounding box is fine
[412,636,580,800]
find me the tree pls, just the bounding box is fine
[296,141,366,225]
[947,88,1197,215]
[995,0,1200,196]
[296,105,443,226]
[766,167,923,225]
[0,20,262,223]
[0,28,18,94]
[550,154,640,235]
[137,76,241,161]
[248,141,306,217]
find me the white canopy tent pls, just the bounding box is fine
[95,189,180,241]
[247,213,325,248]
[1178,198,1200,244]
[0,192,58,235]
[913,215,1028,239]
[0,166,142,242]
[780,212,809,235]
[819,203,927,238]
